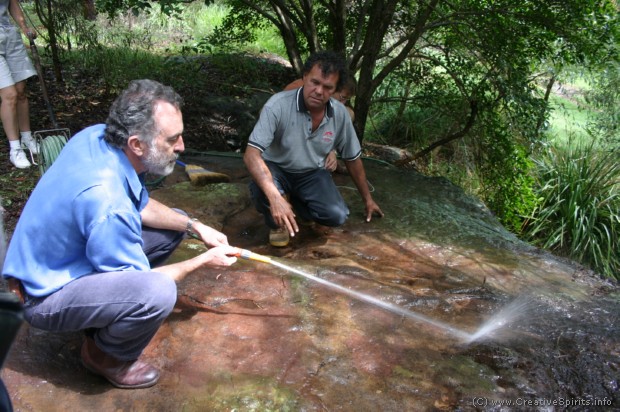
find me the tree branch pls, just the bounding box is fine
[395,99,478,166]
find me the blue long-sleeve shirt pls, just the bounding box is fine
[2,124,150,297]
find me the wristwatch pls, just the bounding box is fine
[186,217,199,235]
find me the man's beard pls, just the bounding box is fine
[143,144,178,176]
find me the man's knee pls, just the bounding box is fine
[317,205,348,227]
[144,273,177,317]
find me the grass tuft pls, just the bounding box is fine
[520,139,619,279]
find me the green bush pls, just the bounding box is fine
[520,140,619,279]
[478,130,537,234]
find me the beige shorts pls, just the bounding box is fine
[0,25,36,89]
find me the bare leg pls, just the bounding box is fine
[0,84,19,142]
[2,83,31,167]
[14,81,30,133]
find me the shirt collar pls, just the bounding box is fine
[110,143,146,206]
[296,87,335,118]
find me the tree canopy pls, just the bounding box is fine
[201,0,618,145]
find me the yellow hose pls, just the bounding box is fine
[235,249,272,264]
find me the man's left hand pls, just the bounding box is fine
[324,151,338,172]
[193,222,229,247]
[365,200,384,222]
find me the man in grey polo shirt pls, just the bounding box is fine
[244,51,384,247]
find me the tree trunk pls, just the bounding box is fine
[353,0,401,143]
[82,0,97,20]
[354,0,440,143]
[35,0,63,83]
[536,74,556,133]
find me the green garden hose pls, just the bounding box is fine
[38,134,67,174]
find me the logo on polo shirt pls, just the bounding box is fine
[322,131,334,143]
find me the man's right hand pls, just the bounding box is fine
[269,194,299,237]
[243,147,299,236]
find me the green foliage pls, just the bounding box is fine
[95,0,196,17]
[520,140,620,279]
[584,62,620,149]
[200,1,287,56]
[546,92,591,144]
[63,46,179,92]
[32,0,93,54]
[477,129,537,234]
[206,1,263,47]
[368,57,471,147]
[366,45,542,233]
[205,53,291,91]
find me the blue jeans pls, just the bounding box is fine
[23,223,185,361]
[249,161,349,229]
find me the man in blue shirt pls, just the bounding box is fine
[2,79,239,389]
[244,51,384,247]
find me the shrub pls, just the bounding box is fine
[520,140,619,279]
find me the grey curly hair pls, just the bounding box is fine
[104,79,183,148]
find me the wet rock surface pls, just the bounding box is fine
[3,155,619,411]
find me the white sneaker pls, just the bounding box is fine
[9,148,31,168]
[21,134,39,155]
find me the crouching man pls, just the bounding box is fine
[1,79,238,389]
[244,51,383,247]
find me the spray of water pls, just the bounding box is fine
[239,249,527,344]
[464,296,532,344]
[268,259,477,342]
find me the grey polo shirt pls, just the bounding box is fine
[248,88,362,173]
[0,0,11,27]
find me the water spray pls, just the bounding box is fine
[234,249,511,343]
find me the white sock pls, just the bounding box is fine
[20,131,32,141]
[9,140,21,150]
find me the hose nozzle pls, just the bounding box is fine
[235,248,272,264]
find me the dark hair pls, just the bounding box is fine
[302,51,348,92]
[104,79,183,148]
[339,76,357,96]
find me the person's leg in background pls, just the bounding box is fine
[2,25,39,168]
[14,80,37,156]
[0,80,30,169]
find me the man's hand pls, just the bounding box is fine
[202,245,238,266]
[269,194,299,237]
[152,244,238,282]
[365,199,384,222]
[324,151,338,172]
[25,29,37,40]
[192,221,229,247]
[244,147,299,236]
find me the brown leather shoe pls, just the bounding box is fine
[81,337,160,389]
